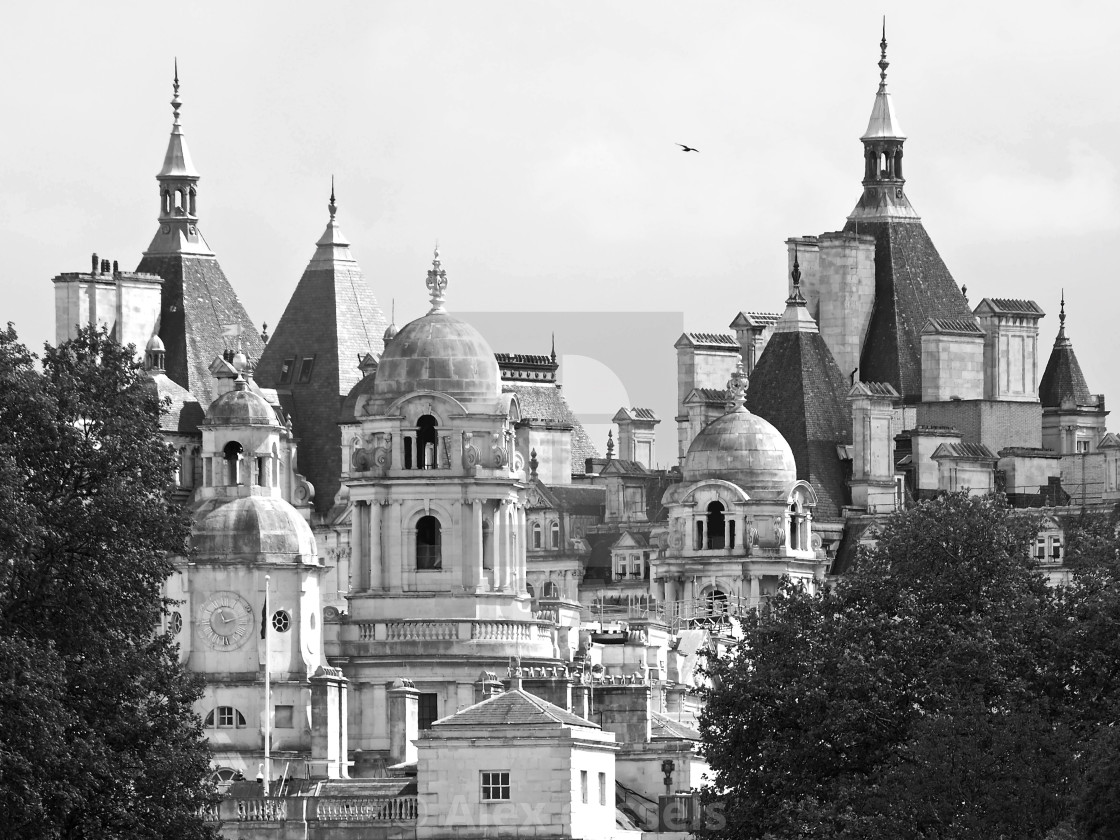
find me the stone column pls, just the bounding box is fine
[749,574,761,608]
[516,504,527,592]
[369,501,383,590]
[473,500,486,591]
[309,666,349,780]
[387,678,420,765]
[352,501,368,591]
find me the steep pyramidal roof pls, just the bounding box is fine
[255,188,388,517]
[842,27,972,400]
[137,66,262,408]
[1039,294,1093,408]
[746,258,852,519]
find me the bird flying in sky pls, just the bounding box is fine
[678,143,699,152]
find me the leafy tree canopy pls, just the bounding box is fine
[0,325,216,840]
[697,492,1120,840]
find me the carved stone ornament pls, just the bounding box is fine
[461,431,480,469]
[771,515,785,545]
[490,432,508,468]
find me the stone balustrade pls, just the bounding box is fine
[352,619,548,644]
[205,795,418,823]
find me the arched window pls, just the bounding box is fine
[417,415,438,469]
[706,589,728,619]
[789,503,801,550]
[526,583,535,600]
[543,580,559,600]
[188,186,197,215]
[532,522,542,549]
[204,706,247,729]
[223,441,244,485]
[550,521,560,550]
[416,515,442,570]
[404,437,413,470]
[706,501,725,550]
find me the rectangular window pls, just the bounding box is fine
[580,770,588,804]
[418,693,439,730]
[297,356,315,384]
[1077,439,1090,453]
[278,358,295,385]
[599,772,607,806]
[481,771,510,801]
[275,705,294,729]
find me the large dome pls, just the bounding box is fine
[191,495,316,561]
[682,406,797,494]
[366,311,500,409]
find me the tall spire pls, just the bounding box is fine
[426,246,448,314]
[861,19,905,143]
[146,60,209,256]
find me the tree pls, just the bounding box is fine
[698,493,1071,840]
[0,325,217,840]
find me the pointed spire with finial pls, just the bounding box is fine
[329,175,337,220]
[314,177,351,252]
[172,57,182,127]
[426,245,449,314]
[860,17,905,143]
[878,17,889,93]
[551,332,557,365]
[1057,289,1068,343]
[774,246,820,334]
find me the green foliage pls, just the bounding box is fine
[0,325,217,840]
[698,493,1078,840]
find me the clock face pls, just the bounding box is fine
[198,592,254,651]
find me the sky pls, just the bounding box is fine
[2,2,1118,467]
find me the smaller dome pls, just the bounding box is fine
[207,379,277,426]
[683,406,796,494]
[191,496,316,561]
[146,334,166,353]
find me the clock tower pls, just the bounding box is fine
[169,364,346,780]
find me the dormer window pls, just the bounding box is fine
[278,358,294,385]
[297,356,315,384]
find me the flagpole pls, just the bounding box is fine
[263,574,271,797]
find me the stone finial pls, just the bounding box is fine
[426,246,448,314]
[329,176,337,220]
[260,322,269,344]
[961,285,968,306]
[606,430,615,459]
[551,332,557,364]
[787,247,807,306]
[1059,289,1067,339]
[529,448,539,478]
[725,359,748,411]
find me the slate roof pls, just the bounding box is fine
[1039,334,1094,409]
[651,711,700,742]
[535,483,606,517]
[674,332,739,349]
[613,406,659,422]
[922,317,984,336]
[503,382,599,462]
[841,219,973,401]
[254,211,387,516]
[684,388,728,405]
[848,381,900,399]
[142,371,205,434]
[746,330,853,520]
[137,253,264,410]
[981,298,1045,317]
[931,442,997,460]
[433,688,600,730]
[730,311,781,330]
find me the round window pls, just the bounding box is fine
[271,610,291,633]
[170,611,183,635]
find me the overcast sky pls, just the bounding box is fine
[2,2,1118,466]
